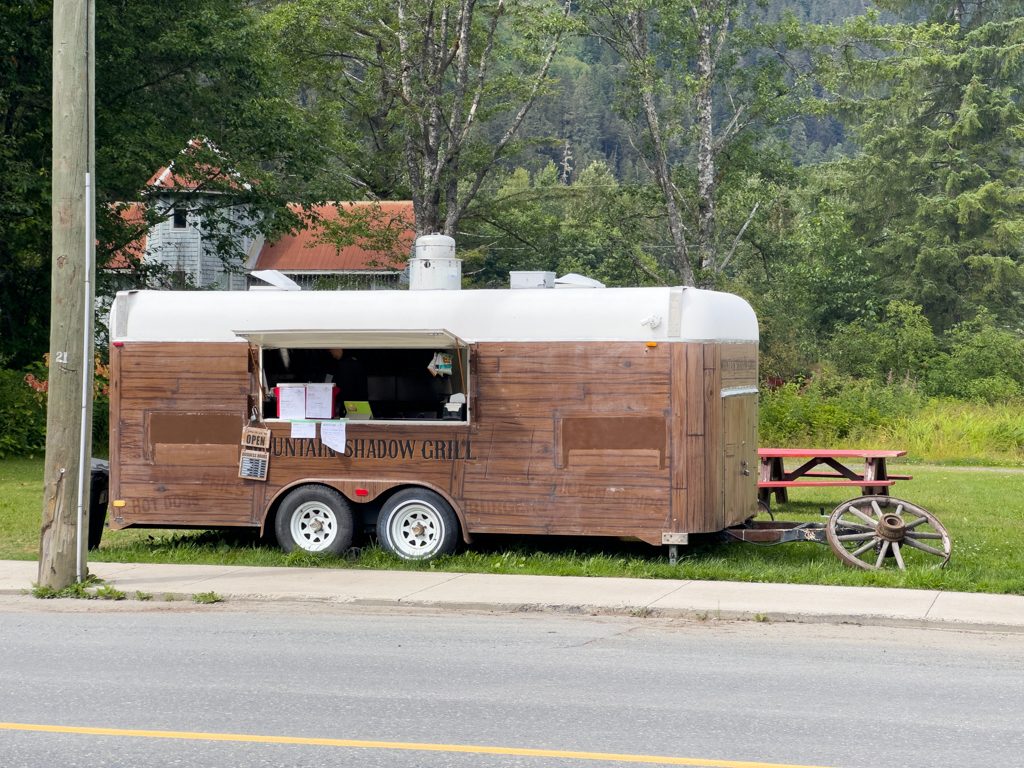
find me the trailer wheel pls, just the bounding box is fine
[377,488,459,561]
[276,485,354,556]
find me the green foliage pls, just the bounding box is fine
[1,0,339,367]
[191,591,222,604]
[0,369,47,459]
[759,372,925,446]
[267,0,576,235]
[746,192,877,378]
[0,1,53,368]
[0,361,109,457]
[135,590,153,601]
[823,11,1024,331]
[829,301,936,384]
[870,402,1024,465]
[826,302,1024,403]
[95,584,126,600]
[31,574,122,599]
[461,160,674,286]
[929,313,1024,402]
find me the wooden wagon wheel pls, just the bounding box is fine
[826,496,952,571]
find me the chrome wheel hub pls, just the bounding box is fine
[291,501,338,552]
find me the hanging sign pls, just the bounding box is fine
[242,425,271,451]
[239,425,271,480]
[238,449,270,481]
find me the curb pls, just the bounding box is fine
[6,587,1023,634]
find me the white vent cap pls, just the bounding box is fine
[555,273,605,289]
[249,270,301,291]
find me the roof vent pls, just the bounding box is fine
[510,271,555,289]
[409,234,461,290]
[249,270,301,291]
[555,273,605,289]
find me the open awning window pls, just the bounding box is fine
[231,328,464,350]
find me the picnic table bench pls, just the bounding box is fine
[758,448,911,505]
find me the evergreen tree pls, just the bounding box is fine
[789,122,809,165]
[828,4,1024,328]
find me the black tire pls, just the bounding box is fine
[275,485,354,556]
[377,488,459,561]
[88,467,109,550]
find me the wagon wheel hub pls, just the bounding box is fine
[876,514,906,542]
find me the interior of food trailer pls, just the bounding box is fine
[245,330,470,424]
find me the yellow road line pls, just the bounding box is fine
[0,721,837,768]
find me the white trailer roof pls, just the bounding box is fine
[109,286,758,344]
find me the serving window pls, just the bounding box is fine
[236,329,469,424]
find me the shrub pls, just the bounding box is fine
[828,301,936,384]
[0,356,109,457]
[759,370,925,446]
[0,368,47,458]
[927,312,1024,402]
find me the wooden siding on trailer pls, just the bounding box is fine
[109,342,255,529]
[109,337,760,542]
[461,342,672,544]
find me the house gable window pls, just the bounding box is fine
[172,209,188,229]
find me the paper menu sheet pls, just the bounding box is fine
[278,387,305,420]
[304,384,334,419]
[290,421,316,439]
[320,421,346,453]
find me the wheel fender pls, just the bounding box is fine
[261,479,472,544]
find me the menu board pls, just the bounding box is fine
[304,384,335,419]
[277,386,306,420]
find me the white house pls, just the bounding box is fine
[111,143,412,291]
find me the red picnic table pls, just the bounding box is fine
[758,449,911,505]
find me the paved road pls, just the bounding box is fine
[1,598,1021,768]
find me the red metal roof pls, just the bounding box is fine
[147,139,249,191]
[254,202,414,272]
[105,204,147,269]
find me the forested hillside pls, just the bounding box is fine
[2,0,1023,455]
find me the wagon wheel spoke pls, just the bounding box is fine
[874,540,889,568]
[892,542,906,571]
[837,532,876,542]
[905,516,930,530]
[851,538,880,557]
[870,500,885,521]
[901,537,947,558]
[846,505,878,528]
[837,521,874,533]
[906,531,943,540]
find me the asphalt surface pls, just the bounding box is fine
[1,598,1022,768]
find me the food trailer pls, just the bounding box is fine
[104,269,761,562]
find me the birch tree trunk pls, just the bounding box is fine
[628,11,697,287]
[389,0,567,237]
[695,20,717,287]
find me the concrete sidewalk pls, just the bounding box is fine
[3,558,1022,631]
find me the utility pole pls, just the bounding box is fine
[40,0,96,588]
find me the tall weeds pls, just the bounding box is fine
[861,403,1024,465]
[760,375,1024,465]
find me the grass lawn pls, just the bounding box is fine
[3,457,1022,594]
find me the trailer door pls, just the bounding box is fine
[722,390,759,528]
